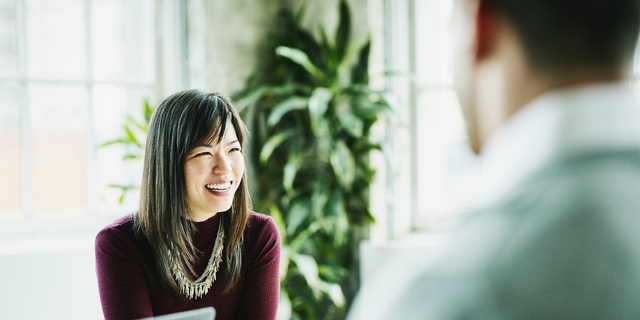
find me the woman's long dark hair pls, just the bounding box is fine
[133,89,250,299]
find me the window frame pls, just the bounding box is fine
[369,0,481,240]
[0,0,188,237]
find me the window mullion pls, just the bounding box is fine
[384,0,397,239]
[84,0,95,216]
[408,0,418,232]
[16,0,31,219]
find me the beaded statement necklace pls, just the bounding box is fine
[170,221,225,299]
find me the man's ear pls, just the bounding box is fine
[473,0,499,62]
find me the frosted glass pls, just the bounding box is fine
[26,0,86,79]
[0,83,21,214]
[0,0,18,77]
[93,84,151,213]
[29,84,87,211]
[92,0,155,82]
[416,88,479,218]
[414,0,453,86]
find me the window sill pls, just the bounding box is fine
[0,214,121,255]
[359,231,451,284]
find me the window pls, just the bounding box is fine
[369,0,481,239]
[0,0,169,234]
[374,0,640,240]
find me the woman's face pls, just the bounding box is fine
[183,123,244,222]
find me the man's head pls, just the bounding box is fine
[453,0,640,153]
[488,0,640,73]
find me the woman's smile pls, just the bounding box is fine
[184,123,244,222]
[204,181,234,196]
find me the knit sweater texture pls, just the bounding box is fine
[95,211,280,320]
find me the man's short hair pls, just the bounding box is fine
[486,0,640,72]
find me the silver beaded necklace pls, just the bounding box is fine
[170,221,225,299]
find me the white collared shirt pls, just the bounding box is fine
[477,81,640,208]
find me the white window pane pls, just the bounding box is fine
[0,83,21,214]
[92,0,155,82]
[26,0,86,79]
[415,0,453,86]
[93,84,151,214]
[0,0,18,77]
[29,84,87,212]
[416,89,479,226]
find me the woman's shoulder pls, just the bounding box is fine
[248,211,275,224]
[245,211,280,243]
[247,211,279,230]
[95,213,137,249]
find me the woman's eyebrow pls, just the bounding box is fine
[192,140,238,150]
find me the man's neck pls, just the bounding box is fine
[505,67,628,120]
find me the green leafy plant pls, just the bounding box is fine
[100,101,155,203]
[234,2,394,319]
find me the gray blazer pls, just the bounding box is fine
[386,149,640,319]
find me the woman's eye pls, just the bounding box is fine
[230,148,241,153]
[196,152,211,157]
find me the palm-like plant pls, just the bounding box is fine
[100,101,155,203]
[234,2,394,319]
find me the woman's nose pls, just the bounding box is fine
[213,155,232,174]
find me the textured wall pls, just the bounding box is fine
[191,0,369,96]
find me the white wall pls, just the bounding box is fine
[0,235,103,320]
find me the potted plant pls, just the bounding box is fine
[234,1,394,319]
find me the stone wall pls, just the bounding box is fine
[188,0,369,96]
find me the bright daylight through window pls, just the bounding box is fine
[0,0,156,223]
[371,0,480,239]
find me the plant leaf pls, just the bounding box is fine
[337,109,363,137]
[267,96,309,126]
[335,0,351,61]
[107,184,137,190]
[276,46,328,84]
[308,87,333,131]
[235,86,269,112]
[124,125,142,147]
[319,281,345,308]
[310,182,329,219]
[319,26,333,56]
[125,114,145,132]
[291,253,320,293]
[330,141,356,190]
[283,154,304,196]
[276,289,292,320]
[99,139,127,148]
[269,205,288,242]
[123,154,140,160]
[351,39,370,84]
[259,130,296,164]
[144,100,154,122]
[318,265,348,283]
[337,35,370,87]
[335,199,349,246]
[280,246,291,282]
[289,219,326,252]
[286,201,308,235]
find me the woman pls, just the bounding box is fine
[95,90,280,320]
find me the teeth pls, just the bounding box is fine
[205,182,231,191]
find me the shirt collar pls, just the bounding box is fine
[476,81,640,207]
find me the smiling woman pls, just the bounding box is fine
[184,124,245,222]
[94,90,281,320]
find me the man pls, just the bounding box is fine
[350,0,640,318]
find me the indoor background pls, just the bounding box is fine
[0,0,568,318]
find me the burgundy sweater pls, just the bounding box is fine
[95,212,280,320]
